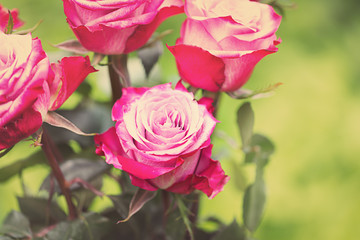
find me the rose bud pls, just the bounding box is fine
[95,82,229,198]
[168,0,282,92]
[62,0,184,54]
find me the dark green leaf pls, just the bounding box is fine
[40,158,109,193]
[138,40,163,77]
[165,203,187,240]
[81,212,113,240]
[237,102,254,147]
[108,193,133,219]
[46,100,112,148]
[0,151,46,183]
[45,221,78,240]
[76,81,92,97]
[117,188,157,223]
[243,178,266,232]
[0,211,32,239]
[72,176,103,210]
[17,197,66,225]
[175,194,194,240]
[5,11,14,34]
[212,220,246,240]
[45,212,112,240]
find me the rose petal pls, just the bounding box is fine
[168,44,226,92]
[0,107,42,150]
[166,145,229,198]
[48,56,96,111]
[95,127,184,179]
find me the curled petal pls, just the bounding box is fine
[48,56,96,111]
[166,145,229,198]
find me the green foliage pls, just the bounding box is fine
[41,212,112,240]
[236,102,275,235]
[17,197,66,227]
[243,178,266,233]
[237,102,255,148]
[40,158,109,193]
[0,211,32,239]
[212,220,246,240]
[117,188,157,223]
[0,151,46,183]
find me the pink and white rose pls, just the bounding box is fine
[95,82,229,198]
[0,4,24,32]
[168,0,282,92]
[0,32,96,150]
[62,0,184,54]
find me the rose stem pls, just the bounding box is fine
[185,91,222,238]
[107,54,130,104]
[161,190,170,228]
[41,128,78,220]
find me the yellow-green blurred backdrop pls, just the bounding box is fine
[1,1,360,240]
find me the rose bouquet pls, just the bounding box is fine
[0,0,291,239]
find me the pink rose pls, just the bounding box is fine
[168,0,282,92]
[0,4,24,32]
[62,0,184,54]
[0,32,96,150]
[95,82,229,198]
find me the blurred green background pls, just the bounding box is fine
[1,0,360,240]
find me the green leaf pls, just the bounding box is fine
[230,161,247,192]
[212,220,246,240]
[5,11,14,34]
[108,193,133,219]
[0,211,32,239]
[40,158,109,193]
[17,197,67,225]
[45,221,79,240]
[245,134,275,168]
[44,212,112,240]
[0,236,13,240]
[242,178,266,233]
[117,188,157,223]
[175,195,194,240]
[81,212,113,240]
[0,150,46,183]
[237,102,254,147]
[46,100,113,149]
[138,40,163,77]
[165,199,187,240]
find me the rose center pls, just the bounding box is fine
[156,109,183,129]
